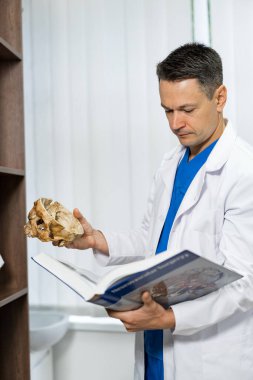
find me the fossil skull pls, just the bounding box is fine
[24,198,84,246]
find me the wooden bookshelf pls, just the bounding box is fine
[0,37,22,60]
[0,0,22,54]
[0,0,30,379]
[0,166,25,176]
[0,296,30,379]
[0,287,28,308]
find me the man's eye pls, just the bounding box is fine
[184,109,194,113]
[165,109,173,114]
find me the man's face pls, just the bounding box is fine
[159,78,225,156]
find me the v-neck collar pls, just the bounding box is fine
[185,139,219,165]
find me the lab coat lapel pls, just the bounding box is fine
[160,145,185,193]
[176,166,206,220]
[174,121,237,222]
[157,121,237,235]
[159,144,206,222]
[151,146,185,251]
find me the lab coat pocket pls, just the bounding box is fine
[180,228,225,266]
[190,207,225,265]
[191,207,224,236]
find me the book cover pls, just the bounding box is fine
[32,250,242,311]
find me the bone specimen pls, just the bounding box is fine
[24,198,84,246]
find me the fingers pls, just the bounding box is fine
[52,240,64,247]
[73,208,87,226]
[73,208,89,232]
[107,308,131,321]
[141,291,153,306]
[73,208,83,219]
[50,208,89,250]
[52,239,72,248]
[106,309,113,317]
[107,309,122,319]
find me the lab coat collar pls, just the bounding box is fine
[205,120,237,172]
[159,146,185,189]
[171,121,236,237]
[171,120,237,222]
[161,120,237,181]
[159,120,237,217]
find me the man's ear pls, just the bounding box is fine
[215,85,227,112]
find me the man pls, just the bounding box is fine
[64,43,253,379]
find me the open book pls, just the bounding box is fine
[32,251,242,311]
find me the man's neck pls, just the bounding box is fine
[189,116,226,160]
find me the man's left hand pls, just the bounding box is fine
[107,291,176,332]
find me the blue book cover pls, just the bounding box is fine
[32,250,242,311]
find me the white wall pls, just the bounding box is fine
[210,0,253,143]
[22,0,192,308]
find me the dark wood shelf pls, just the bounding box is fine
[0,0,30,378]
[0,294,30,379]
[0,37,22,60]
[0,166,25,176]
[0,287,28,307]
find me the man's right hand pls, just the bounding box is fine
[53,208,109,255]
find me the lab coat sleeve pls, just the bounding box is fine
[172,171,253,336]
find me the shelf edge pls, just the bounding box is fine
[0,37,22,61]
[0,288,28,307]
[0,167,25,176]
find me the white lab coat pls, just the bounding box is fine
[95,121,253,380]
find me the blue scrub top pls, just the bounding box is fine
[144,140,218,380]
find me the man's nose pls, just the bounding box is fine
[169,112,184,131]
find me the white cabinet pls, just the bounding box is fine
[30,349,53,380]
[54,316,135,380]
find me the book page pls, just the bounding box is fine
[57,258,102,285]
